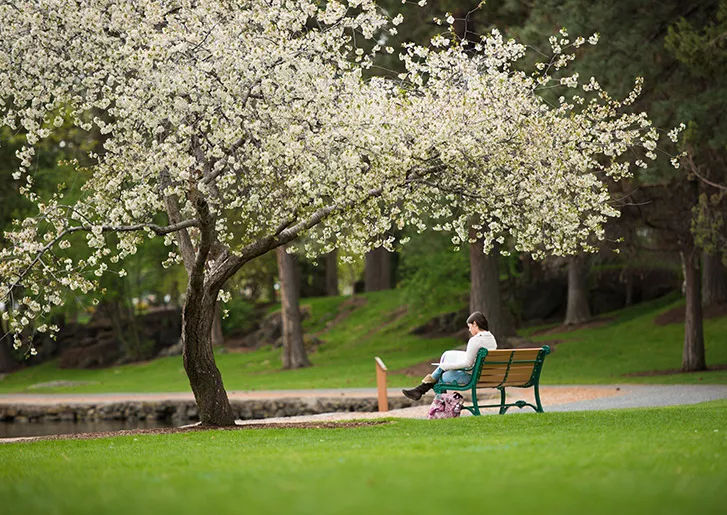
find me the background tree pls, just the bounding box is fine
[325,251,340,297]
[384,2,522,332]
[469,236,516,345]
[276,245,311,369]
[665,1,727,305]
[564,255,592,326]
[364,247,393,292]
[501,0,719,371]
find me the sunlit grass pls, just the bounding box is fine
[1,401,725,515]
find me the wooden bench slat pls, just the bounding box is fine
[480,364,537,373]
[478,366,537,379]
[484,349,541,361]
[479,368,535,380]
[478,375,534,387]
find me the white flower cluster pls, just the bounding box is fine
[0,1,681,350]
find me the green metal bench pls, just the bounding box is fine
[433,346,551,415]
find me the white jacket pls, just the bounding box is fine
[439,331,497,371]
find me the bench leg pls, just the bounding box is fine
[534,383,544,413]
[471,386,481,416]
[498,388,507,415]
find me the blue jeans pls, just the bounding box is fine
[431,366,471,386]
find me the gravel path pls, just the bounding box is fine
[543,384,727,412]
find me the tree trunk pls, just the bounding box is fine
[364,247,391,292]
[211,303,224,347]
[267,272,277,303]
[0,340,17,374]
[703,251,727,306]
[106,298,143,360]
[182,287,236,426]
[276,245,312,369]
[325,250,339,296]
[623,269,634,306]
[469,238,515,347]
[682,245,706,372]
[564,255,592,326]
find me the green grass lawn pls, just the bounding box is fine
[1,401,725,515]
[0,291,725,393]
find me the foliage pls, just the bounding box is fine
[398,228,469,311]
[0,0,681,356]
[665,0,727,149]
[220,296,257,336]
[1,402,726,515]
[665,0,727,263]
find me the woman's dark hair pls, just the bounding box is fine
[466,311,489,331]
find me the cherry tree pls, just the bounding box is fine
[0,1,679,425]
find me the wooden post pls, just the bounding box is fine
[374,356,388,412]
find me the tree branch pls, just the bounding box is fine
[206,184,386,292]
[3,219,198,298]
[686,153,727,192]
[188,188,216,295]
[160,169,197,274]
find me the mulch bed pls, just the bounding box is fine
[3,420,391,443]
[654,303,727,326]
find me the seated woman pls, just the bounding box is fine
[402,311,497,401]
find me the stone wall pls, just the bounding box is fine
[0,396,426,425]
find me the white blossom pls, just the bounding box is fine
[0,2,680,349]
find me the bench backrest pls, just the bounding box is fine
[473,346,550,388]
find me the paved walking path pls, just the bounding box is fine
[230,384,727,424]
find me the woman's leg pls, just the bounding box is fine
[402,367,442,400]
[440,370,471,386]
[430,367,443,382]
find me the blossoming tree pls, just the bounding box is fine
[0,0,679,425]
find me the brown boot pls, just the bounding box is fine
[402,381,434,401]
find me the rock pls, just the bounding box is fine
[504,336,538,349]
[241,306,311,349]
[516,278,568,322]
[410,309,469,338]
[157,339,183,357]
[59,338,121,369]
[59,411,76,422]
[0,393,433,428]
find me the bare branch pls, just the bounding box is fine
[686,154,727,192]
[160,169,197,273]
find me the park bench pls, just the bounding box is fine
[433,346,551,415]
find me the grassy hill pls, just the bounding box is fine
[0,290,725,393]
